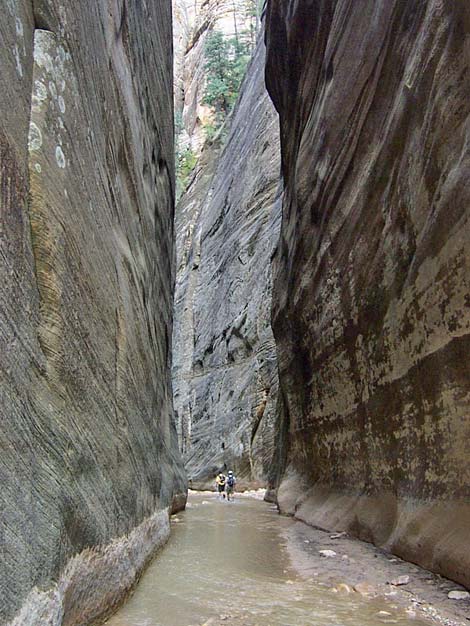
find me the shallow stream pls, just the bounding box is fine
[107,494,433,626]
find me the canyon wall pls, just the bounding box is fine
[172,35,281,487]
[265,0,470,588]
[0,1,185,623]
[173,0,256,160]
[173,0,219,157]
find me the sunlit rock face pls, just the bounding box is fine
[173,0,259,158]
[172,34,281,488]
[0,1,185,623]
[265,0,470,588]
[173,0,217,157]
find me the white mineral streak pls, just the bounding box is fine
[10,510,171,626]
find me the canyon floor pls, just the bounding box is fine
[107,492,469,626]
[281,508,470,626]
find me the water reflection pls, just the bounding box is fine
[107,494,431,626]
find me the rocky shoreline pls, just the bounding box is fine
[284,513,470,626]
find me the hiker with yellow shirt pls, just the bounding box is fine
[215,472,226,499]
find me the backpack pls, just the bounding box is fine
[227,475,235,487]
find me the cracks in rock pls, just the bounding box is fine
[250,386,270,448]
[185,17,211,54]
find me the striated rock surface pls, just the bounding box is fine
[172,34,281,487]
[265,0,470,588]
[0,1,185,623]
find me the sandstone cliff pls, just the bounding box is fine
[172,34,281,487]
[265,0,470,589]
[173,0,256,160]
[173,0,217,157]
[0,2,185,623]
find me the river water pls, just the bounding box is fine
[107,494,433,626]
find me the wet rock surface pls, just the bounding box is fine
[265,0,470,588]
[0,1,185,623]
[172,33,281,486]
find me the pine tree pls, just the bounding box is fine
[202,29,250,126]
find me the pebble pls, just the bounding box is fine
[354,582,377,596]
[447,590,470,600]
[390,575,410,586]
[319,549,337,558]
[336,583,353,594]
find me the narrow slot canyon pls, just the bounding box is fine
[0,1,469,626]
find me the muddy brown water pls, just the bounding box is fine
[106,494,433,626]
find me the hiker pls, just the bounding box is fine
[215,472,226,499]
[226,470,236,501]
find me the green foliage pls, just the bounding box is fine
[176,145,197,199]
[202,121,218,142]
[202,29,251,133]
[175,3,261,198]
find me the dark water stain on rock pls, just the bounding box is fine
[265,0,470,589]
